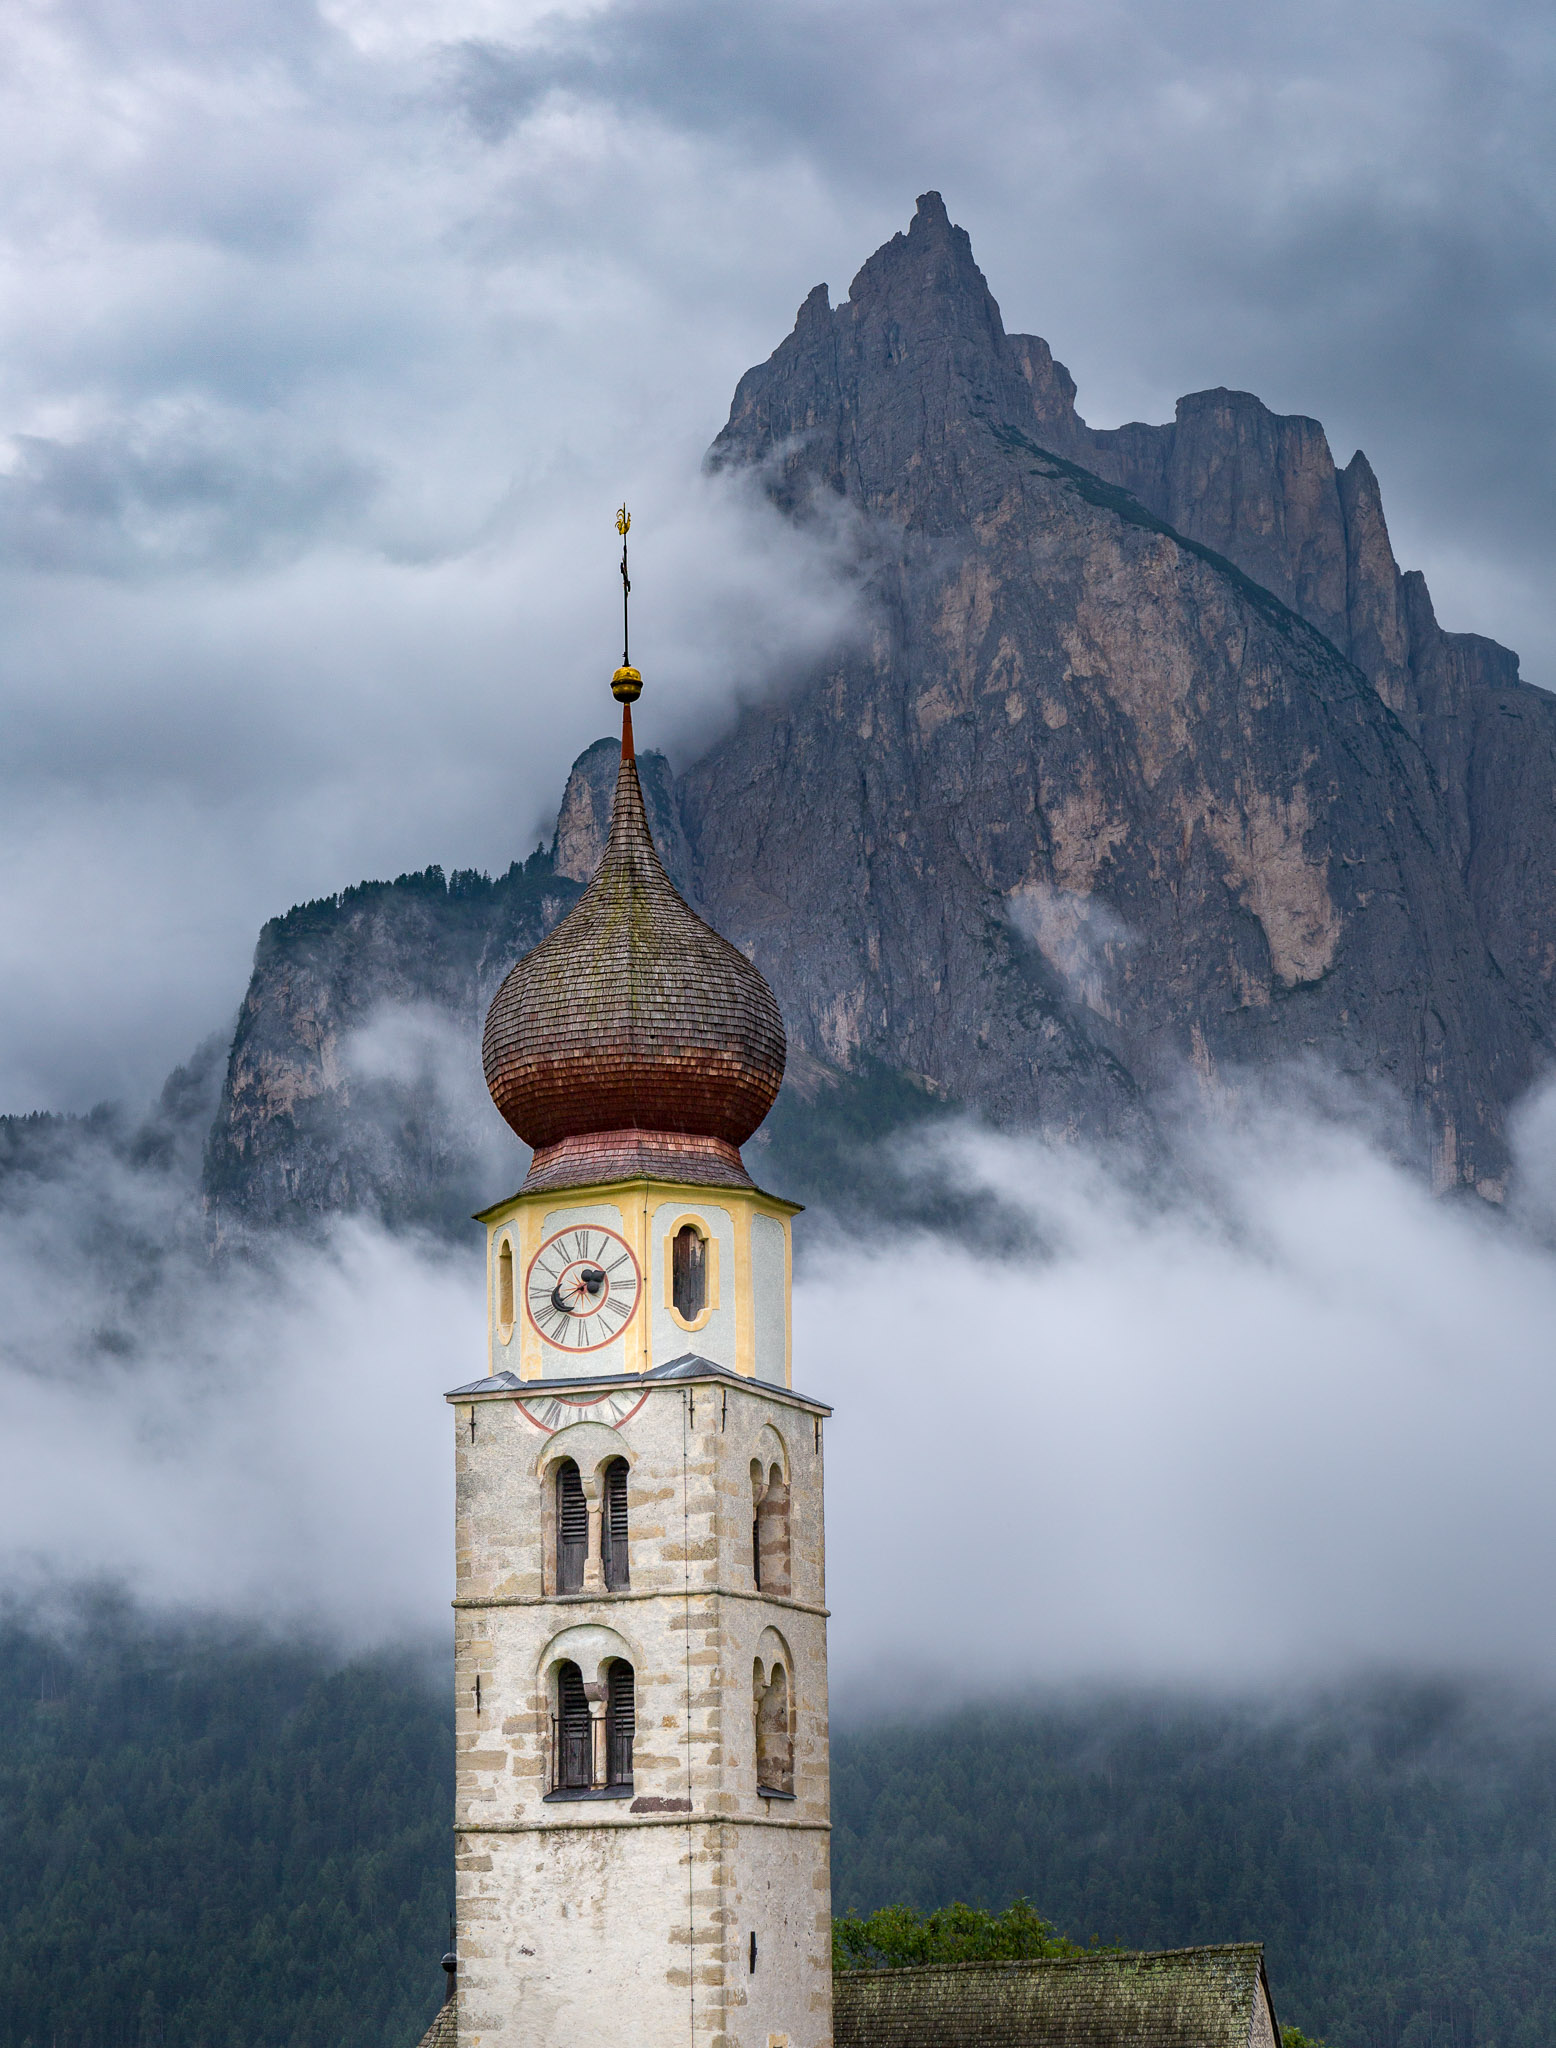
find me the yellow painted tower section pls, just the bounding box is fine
[475,1180,799,1388]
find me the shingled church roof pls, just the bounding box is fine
[414,1997,455,2048]
[833,1944,1279,2048]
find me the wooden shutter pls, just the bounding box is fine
[556,1660,592,1790]
[556,1461,587,1593]
[602,1459,630,1590]
[673,1225,706,1321]
[605,1661,636,1786]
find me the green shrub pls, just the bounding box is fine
[832,1896,1097,1972]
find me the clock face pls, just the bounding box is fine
[516,1387,649,1432]
[525,1225,642,1352]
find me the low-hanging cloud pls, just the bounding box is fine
[0,1112,475,1637]
[338,1000,530,1220]
[2,1220,472,1635]
[8,1063,1556,1693]
[1007,882,1138,1027]
[814,1078,1556,1699]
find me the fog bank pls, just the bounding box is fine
[2,1076,1556,1693]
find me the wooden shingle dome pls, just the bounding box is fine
[482,706,786,1195]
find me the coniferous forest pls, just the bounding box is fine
[4,1605,1556,2048]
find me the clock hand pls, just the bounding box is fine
[552,1267,608,1315]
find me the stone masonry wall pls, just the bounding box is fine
[452,1374,832,2048]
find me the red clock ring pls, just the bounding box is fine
[514,1390,650,1433]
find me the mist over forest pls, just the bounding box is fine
[9,1600,1556,2048]
[9,1028,1556,2044]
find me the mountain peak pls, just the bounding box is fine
[710,194,1035,506]
[844,189,995,323]
[794,279,832,334]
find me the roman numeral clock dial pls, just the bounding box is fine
[525,1227,642,1353]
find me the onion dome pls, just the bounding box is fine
[482,699,786,1195]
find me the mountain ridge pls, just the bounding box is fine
[689,191,1552,1192]
[188,192,1556,1227]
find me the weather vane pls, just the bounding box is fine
[612,505,642,702]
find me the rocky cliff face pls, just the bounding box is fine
[693,191,1556,1192]
[200,196,1556,1226]
[550,743,695,898]
[203,863,573,1232]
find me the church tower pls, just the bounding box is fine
[445,572,832,2048]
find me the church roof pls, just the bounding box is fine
[443,1357,832,1415]
[833,1944,1277,2048]
[413,1998,455,2048]
[410,1948,1276,2047]
[481,703,786,1196]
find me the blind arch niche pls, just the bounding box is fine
[753,1624,795,1798]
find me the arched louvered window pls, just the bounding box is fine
[496,1238,514,1336]
[555,1660,592,1791]
[556,1460,587,1594]
[604,1660,635,1787]
[751,1461,790,1596]
[755,1661,793,1797]
[672,1224,707,1321]
[601,1458,630,1591]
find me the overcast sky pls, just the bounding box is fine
[1,0,1553,1112]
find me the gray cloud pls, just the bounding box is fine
[0,1216,473,1634]
[0,414,376,574]
[1007,883,1138,1029]
[0,0,1551,1115]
